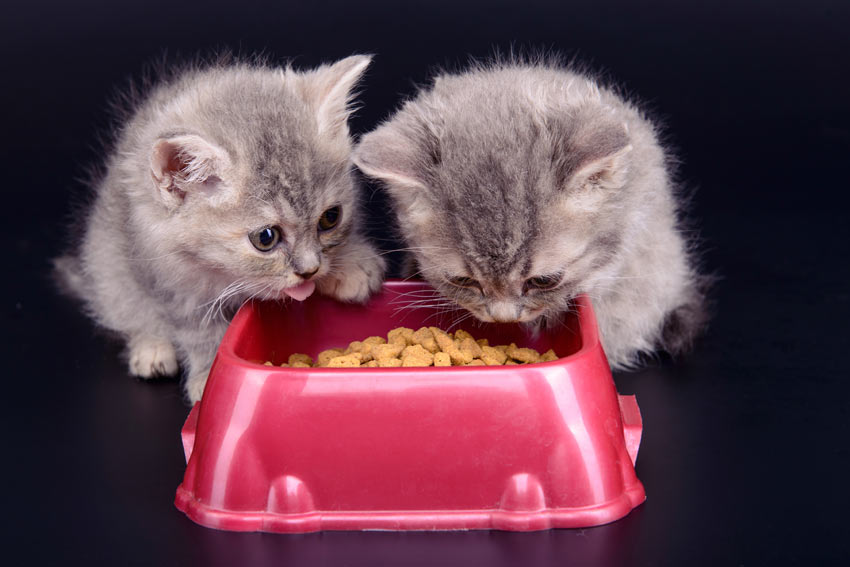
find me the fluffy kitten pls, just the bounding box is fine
[55,55,385,402]
[353,60,708,368]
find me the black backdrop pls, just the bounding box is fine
[3,1,849,565]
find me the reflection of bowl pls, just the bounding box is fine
[175,280,645,532]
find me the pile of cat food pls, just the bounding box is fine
[263,326,559,368]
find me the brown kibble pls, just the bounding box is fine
[263,361,274,366]
[345,341,363,353]
[277,328,557,371]
[540,349,558,362]
[376,357,403,368]
[429,327,455,352]
[412,327,439,353]
[454,329,474,342]
[279,362,290,367]
[328,353,362,368]
[458,337,483,359]
[433,352,451,367]
[401,344,434,367]
[387,327,415,346]
[317,348,345,367]
[288,353,313,367]
[506,343,541,364]
[372,343,404,360]
[428,327,472,365]
[480,345,508,365]
[360,336,386,359]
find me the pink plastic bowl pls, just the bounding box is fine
[175,280,645,532]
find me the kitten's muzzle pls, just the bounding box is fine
[485,301,523,323]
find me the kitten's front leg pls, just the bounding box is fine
[317,235,385,303]
[177,322,229,404]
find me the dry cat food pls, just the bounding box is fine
[263,327,559,368]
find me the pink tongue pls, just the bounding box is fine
[282,280,316,301]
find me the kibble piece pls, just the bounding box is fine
[429,327,472,365]
[361,336,387,359]
[466,359,486,366]
[476,338,490,347]
[279,363,290,367]
[328,353,362,368]
[291,361,311,368]
[263,361,274,366]
[345,341,363,354]
[454,329,474,342]
[540,349,558,362]
[493,344,509,354]
[387,327,415,346]
[376,356,403,368]
[506,343,542,364]
[362,360,379,368]
[401,344,434,367]
[480,345,508,366]
[371,342,404,361]
[288,353,313,367]
[433,352,451,367]
[458,337,483,359]
[429,327,453,349]
[317,348,345,367]
[505,360,519,365]
[412,327,440,354]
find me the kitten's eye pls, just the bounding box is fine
[318,206,341,231]
[523,274,561,293]
[249,226,281,251]
[448,276,481,291]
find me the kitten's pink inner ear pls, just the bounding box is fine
[149,135,231,207]
[151,140,188,201]
[573,144,633,190]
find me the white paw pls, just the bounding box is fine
[184,371,210,404]
[319,255,384,303]
[128,337,179,378]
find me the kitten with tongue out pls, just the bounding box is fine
[54,55,385,403]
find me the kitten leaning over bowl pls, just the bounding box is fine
[353,57,709,369]
[54,55,385,402]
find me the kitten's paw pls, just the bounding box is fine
[319,255,385,304]
[128,336,178,378]
[184,371,210,404]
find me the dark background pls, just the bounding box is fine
[3,1,849,565]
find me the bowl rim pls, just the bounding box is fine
[216,279,601,375]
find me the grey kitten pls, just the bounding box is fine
[353,59,708,368]
[55,55,385,402]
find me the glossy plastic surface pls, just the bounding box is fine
[175,280,645,532]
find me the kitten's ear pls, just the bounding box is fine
[150,135,233,209]
[353,123,434,226]
[552,115,632,191]
[301,54,372,138]
[570,141,633,191]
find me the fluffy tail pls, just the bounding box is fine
[52,254,87,301]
